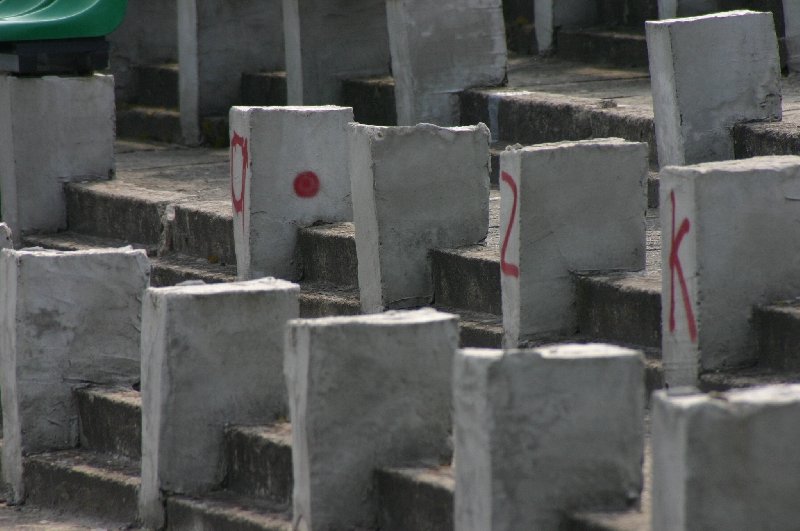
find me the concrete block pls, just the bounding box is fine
[534,0,599,54]
[454,345,645,531]
[178,0,284,144]
[282,0,390,105]
[660,156,800,387]
[646,11,781,167]
[385,0,507,126]
[0,223,12,250]
[229,106,354,281]
[285,309,459,530]
[349,123,490,313]
[0,248,150,502]
[139,278,300,529]
[785,0,800,71]
[0,74,115,242]
[652,385,800,530]
[657,0,720,19]
[500,139,648,346]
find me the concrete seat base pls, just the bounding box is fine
[0,37,108,75]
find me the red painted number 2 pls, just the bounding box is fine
[668,190,698,342]
[500,171,520,278]
[230,132,248,231]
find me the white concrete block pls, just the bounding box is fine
[646,11,781,167]
[652,385,800,530]
[349,123,490,313]
[500,139,648,346]
[285,309,459,530]
[454,345,645,531]
[282,0,390,105]
[385,0,507,126]
[0,248,150,502]
[139,278,300,529]
[660,156,800,387]
[657,0,720,19]
[784,0,800,72]
[178,0,284,144]
[0,223,12,250]
[0,74,115,242]
[229,106,354,281]
[534,0,599,54]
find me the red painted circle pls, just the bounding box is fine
[294,171,320,198]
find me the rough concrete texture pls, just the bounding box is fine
[646,11,782,167]
[108,0,178,104]
[652,385,800,530]
[76,387,142,459]
[376,466,454,531]
[178,0,284,144]
[229,106,354,281]
[139,278,299,529]
[224,423,293,504]
[500,139,648,346]
[454,345,645,531]
[349,123,490,313]
[282,0,390,105]
[657,0,720,18]
[385,0,507,126]
[0,74,115,242]
[660,156,800,387]
[0,223,11,250]
[0,248,150,502]
[285,309,459,530]
[534,0,599,54]
[785,0,800,71]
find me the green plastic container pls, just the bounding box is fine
[0,0,128,41]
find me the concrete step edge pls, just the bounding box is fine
[223,423,292,505]
[165,493,291,531]
[75,387,142,460]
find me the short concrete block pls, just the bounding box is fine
[285,309,459,530]
[500,139,648,346]
[534,0,599,54]
[0,74,114,242]
[657,0,720,19]
[139,278,300,529]
[229,106,354,281]
[646,11,781,167]
[0,248,150,502]
[454,345,645,531]
[178,0,284,144]
[652,385,800,530]
[386,0,507,126]
[283,0,390,105]
[660,156,800,386]
[349,123,490,313]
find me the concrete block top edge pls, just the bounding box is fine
[231,105,353,115]
[654,384,800,411]
[502,137,647,154]
[349,121,490,139]
[660,155,800,178]
[645,9,768,27]
[289,308,458,329]
[3,246,148,259]
[147,277,300,297]
[460,343,644,361]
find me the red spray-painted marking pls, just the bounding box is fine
[500,171,520,278]
[669,190,698,342]
[294,171,320,198]
[230,132,248,231]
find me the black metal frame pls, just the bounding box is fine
[0,37,109,76]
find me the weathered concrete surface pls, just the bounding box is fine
[386,0,507,126]
[76,387,142,459]
[0,74,115,242]
[165,492,291,530]
[454,345,644,530]
[178,0,284,144]
[652,385,800,530]
[140,278,299,529]
[285,309,459,530]
[229,106,353,281]
[500,139,648,346]
[224,423,293,505]
[660,156,800,386]
[657,0,720,18]
[282,0,390,105]
[646,11,782,167]
[0,248,150,502]
[534,0,599,54]
[377,467,454,531]
[349,123,490,313]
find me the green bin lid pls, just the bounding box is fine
[0,0,127,42]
